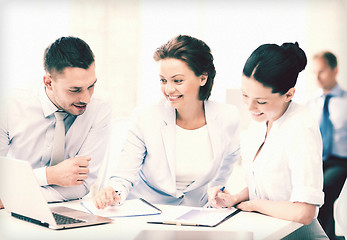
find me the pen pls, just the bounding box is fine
[112,191,121,198]
[139,198,162,213]
[204,186,225,208]
[108,191,121,206]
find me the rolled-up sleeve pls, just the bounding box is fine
[288,121,324,207]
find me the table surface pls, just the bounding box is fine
[0,199,302,240]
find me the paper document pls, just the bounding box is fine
[148,205,239,227]
[81,198,162,218]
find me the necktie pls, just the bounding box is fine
[320,95,333,161]
[50,111,66,166]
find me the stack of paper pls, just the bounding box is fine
[81,198,162,218]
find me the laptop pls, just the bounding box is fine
[0,157,112,229]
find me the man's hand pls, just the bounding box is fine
[93,186,121,209]
[0,199,4,209]
[46,156,91,187]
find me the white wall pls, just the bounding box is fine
[140,0,347,105]
[305,0,347,98]
[1,0,346,117]
[0,0,69,95]
[140,0,309,105]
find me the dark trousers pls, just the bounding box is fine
[318,155,347,240]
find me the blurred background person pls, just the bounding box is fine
[307,51,347,240]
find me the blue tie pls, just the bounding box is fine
[320,95,333,161]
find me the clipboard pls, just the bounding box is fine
[147,206,240,227]
[81,198,162,218]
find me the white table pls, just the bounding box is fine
[0,200,302,240]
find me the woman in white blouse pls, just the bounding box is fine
[93,35,241,208]
[210,42,328,239]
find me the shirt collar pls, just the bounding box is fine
[320,83,344,98]
[39,84,59,118]
[271,101,295,128]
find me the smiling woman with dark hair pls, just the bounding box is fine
[93,35,241,208]
[210,42,328,239]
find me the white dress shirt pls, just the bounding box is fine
[306,84,347,158]
[0,85,112,202]
[241,102,324,209]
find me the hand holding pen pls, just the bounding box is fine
[93,186,122,209]
[204,186,226,208]
[207,186,245,209]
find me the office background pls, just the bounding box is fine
[1,0,347,120]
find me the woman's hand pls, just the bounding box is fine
[208,186,238,208]
[93,186,121,209]
[236,200,257,212]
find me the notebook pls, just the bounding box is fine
[0,157,112,229]
[81,198,162,218]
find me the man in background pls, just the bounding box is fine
[307,51,347,240]
[0,36,112,208]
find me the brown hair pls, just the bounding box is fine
[153,35,216,100]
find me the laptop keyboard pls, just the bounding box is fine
[52,212,85,225]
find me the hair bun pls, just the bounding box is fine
[281,42,307,72]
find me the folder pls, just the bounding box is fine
[147,206,240,227]
[81,198,162,218]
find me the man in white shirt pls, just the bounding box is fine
[307,51,347,240]
[0,36,112,208]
